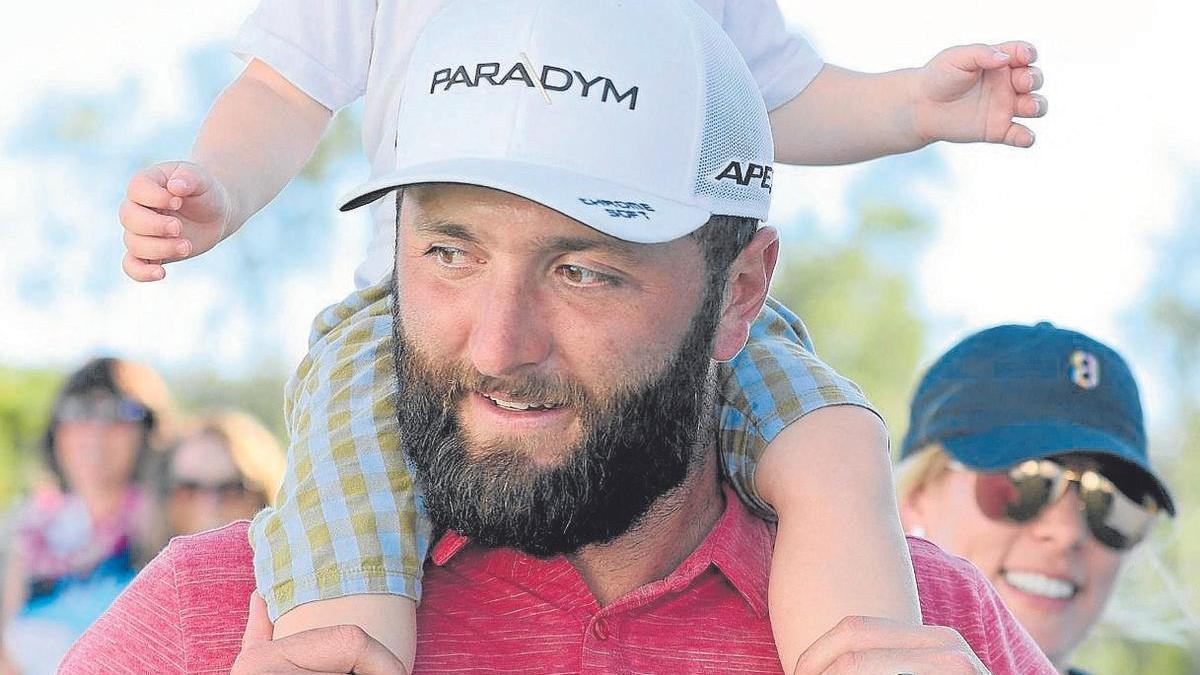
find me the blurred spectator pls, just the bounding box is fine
[159,410,284,539]
[895,323,1175,675]
[0,357,172,675]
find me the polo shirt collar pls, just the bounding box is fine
[429,483,772,617]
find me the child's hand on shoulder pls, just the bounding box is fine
[911,41,1046,149]
[119,161,233,281]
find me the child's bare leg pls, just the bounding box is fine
[756,405,920,672]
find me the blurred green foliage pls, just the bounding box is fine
[1069,215,1200,673]
[169,368,288,443]
[0,367,61,505]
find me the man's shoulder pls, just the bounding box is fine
[168,520,254,563]
[59,522,255,674]
[164,521,256,618]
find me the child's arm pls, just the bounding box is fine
[754,405,920,674]
[122,57,420,668]
[119,58,331,281]
[771,41,1045,165]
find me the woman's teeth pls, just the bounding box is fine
[1004,570,1078,600]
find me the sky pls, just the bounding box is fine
[0,0,1196,424]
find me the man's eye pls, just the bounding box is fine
[558,264,614,287]
[427,246,470,267]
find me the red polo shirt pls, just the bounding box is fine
[62,486,1053,674]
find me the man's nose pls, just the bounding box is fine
[467,275,552,378]
[1029,485,1089,550]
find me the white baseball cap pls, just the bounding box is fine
[339,0,774,244]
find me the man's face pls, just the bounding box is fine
[392,184,725,555]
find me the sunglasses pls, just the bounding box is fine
[953,458,1161,551]
[56,395,150,425]
[169,478,253,502]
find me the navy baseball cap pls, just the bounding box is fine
[900,322,1175,515]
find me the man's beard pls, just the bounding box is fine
[392,284,723,557]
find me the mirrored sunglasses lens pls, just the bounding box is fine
[116,399,149,423]
[1080,474,1157,550]
[1008,471,1058,521]
[974,471,1052,522]
[976,461,1058,523]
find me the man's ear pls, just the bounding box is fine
[712,226,779,362]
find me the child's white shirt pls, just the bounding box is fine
[234,0,823,288]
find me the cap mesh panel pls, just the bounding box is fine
[680,0,774,219]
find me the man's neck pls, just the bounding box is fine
[567,450,724,606]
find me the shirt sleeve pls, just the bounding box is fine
[719,0,824,111]
[58,543,186,675]
[232,0,378,111]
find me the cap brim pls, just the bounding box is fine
[339,157,719,244]
[945,422,1176,516]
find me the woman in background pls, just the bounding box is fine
[896,323,1175,675]
[160,410,284,539]
[0,357,173,675]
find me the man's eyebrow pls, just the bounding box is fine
[412,220,482,244]
[532,235,645,264]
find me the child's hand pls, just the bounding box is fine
[119,161,233,281]
[912,41,1046,149]
[792,616,987,675]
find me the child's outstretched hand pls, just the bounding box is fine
[119,161,233,281]
[912,41,1046,149]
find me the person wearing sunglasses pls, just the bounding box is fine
[1,357,173,675]
[896,322,1175,675]
[159,411,285,540]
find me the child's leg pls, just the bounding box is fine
[718,297,921,671]
[248,277,428,670]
